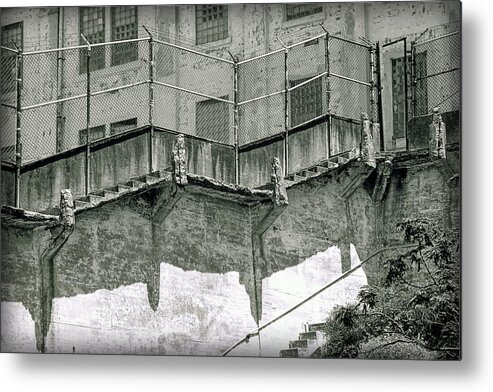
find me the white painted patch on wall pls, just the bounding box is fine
[45,264,257,355]
[1,302,38,353]
[233,243,367,357]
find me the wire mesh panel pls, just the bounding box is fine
[413,32,460,116]
[90,83,148,140]
[154,83,233,145]
[0,104,16,162]
[287,37,327,128]
[1,46,17,107]
[237,50,285,145]
[328,36,372,122]
[154,40,234,144]
[22,103,58,161]
[238,94,284,145]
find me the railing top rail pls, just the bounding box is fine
[237,47,285,65]
[0,45,19,53]
[154,38,234,65]
[329,34,373,49]
[286,32,327,49]
[21,37,149,56]
[221,244,417,357]
[414,30,460,46]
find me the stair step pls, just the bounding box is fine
[93,190,119,199]
[299,331,319,341]
[299,169,317,178]
[279,348,299,358]
[289,339,308,349]
[87,194,104,204]
[74,199,92,209]
[308,322,326,332]
[331,156,349,165]
[293,174,305,182]
[314,165,328,173]
[126,179,147,189]
[283,179,295,187]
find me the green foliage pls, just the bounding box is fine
[323,218,460,360]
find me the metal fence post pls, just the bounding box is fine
[14,47,23,208]
[323,28,331,161]
[279,42,289,175]
[375,41,385,152]
[144,26,155,174]
[410,40,417,120]
[81,34,91,196]
[403,37,409,150]
[232,56,239,185]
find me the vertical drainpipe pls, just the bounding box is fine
[14,47,23,208]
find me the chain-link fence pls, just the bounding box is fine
[412,31,460,117]
[154,39,234,145]
[0,45,18,163]
[1,30,378,206]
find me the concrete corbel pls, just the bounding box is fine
[250,157,289,323]
[36,189,75,352]
[429,107,446,159]
[372,158,393,202]
[338,113,378,199]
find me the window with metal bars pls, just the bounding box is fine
[290,77,323,127]
[79,125,106,145]
[1,22,22,94]
[196,5,228,45]
[195,97,229,143]
[110,118,137,135]
[286,4,323,21]
[79,7,105,73]
[111,6,138,66]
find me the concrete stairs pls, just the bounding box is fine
[284,154,350,187]
[74,168,173,212]
[279,322,326,358]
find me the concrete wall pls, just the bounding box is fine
[1,150,459,355]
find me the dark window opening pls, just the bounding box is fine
[391,51,427,137]
[110,118,138,135]
[286,4,323,21]
[79,7,106,73]
[290,77,323,127]
[79,125,106,145]
[196,5,228,45]
[111,6,138,66]
[195,97,229,143]
[1,22,22,94]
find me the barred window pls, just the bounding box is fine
[290,77,323,127]
[110,118,137,135]
[79,125,106,145]
[196,5,228,45]
[111,6,138,66]
[79,7,105,73]
[286,4,323,21]
[196,97,229,143]
[1,22,22,94]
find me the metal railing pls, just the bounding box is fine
[1,26,377,207]
[411,31,460,118]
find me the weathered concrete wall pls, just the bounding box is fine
[408,110,460,149]
[19,150,86,212]
[154,131,235,184]
[1,151,459,355]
